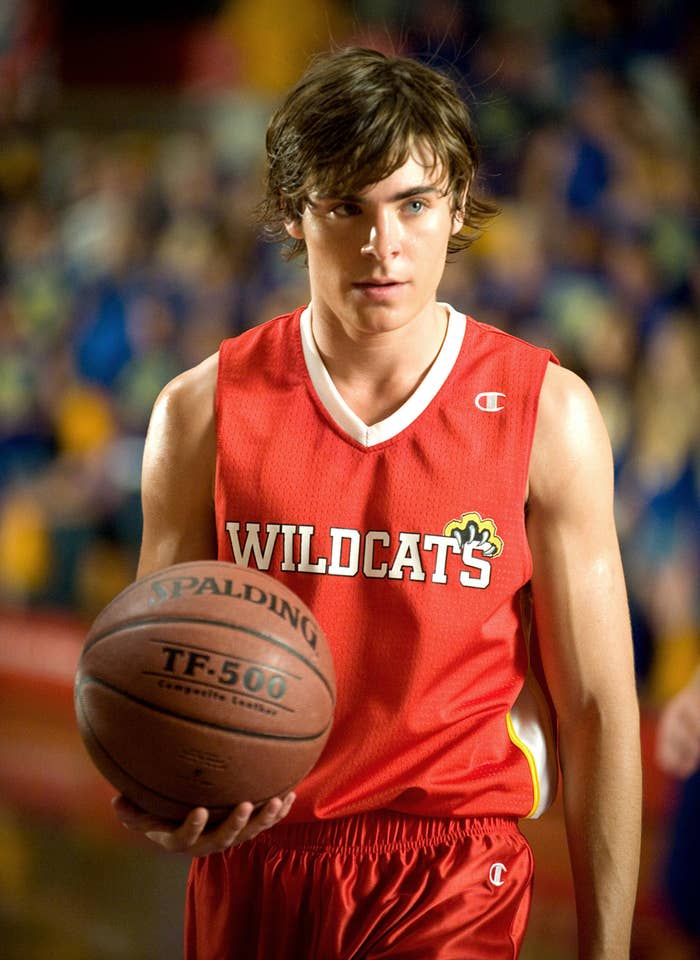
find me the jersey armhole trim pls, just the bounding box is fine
[505,671,558,819]
[506,711,541,819]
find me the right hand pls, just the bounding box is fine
[112,792,296,856]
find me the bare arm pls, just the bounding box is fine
[137,352,219,576]
[527,363,641,960]
[114,352,295,854]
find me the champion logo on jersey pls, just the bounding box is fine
[475,391,506,412]
[489,862,507,887]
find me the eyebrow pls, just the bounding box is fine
[310,184,445,204]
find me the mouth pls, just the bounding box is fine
[354,278,403,287]
[352,279,406,296]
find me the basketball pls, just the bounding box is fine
[74,560,336,823]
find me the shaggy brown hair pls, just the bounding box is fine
[258,47,498,259]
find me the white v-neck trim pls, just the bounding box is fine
[299,303,467,448]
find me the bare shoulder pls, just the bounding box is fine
[144,350,220,481]
[138,353,220,575]
[153,351,219,433]
[143,352,218,469]
[528,362,614,513]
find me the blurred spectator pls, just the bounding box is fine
[657,667,700,781]
[216,0,350,95]
[656,668,700,944]
[0,0,57,121]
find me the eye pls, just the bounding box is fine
[332,202,362,217]
[405,199,426,215]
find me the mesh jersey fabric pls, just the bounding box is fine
[214,304,559,822]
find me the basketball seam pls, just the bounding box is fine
[75,692,287,812]
[75,673,333,742]
[82,616,336,704]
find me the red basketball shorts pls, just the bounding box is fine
[185,811,534,959]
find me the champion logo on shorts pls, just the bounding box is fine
[475,391,506,412]
[489,862,507,887]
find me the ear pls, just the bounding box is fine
[451,210,464,236]
[285,219,305,241]
[451,183,471,235]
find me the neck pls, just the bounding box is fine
[310,302,449,425]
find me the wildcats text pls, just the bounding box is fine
[225,520,497,589]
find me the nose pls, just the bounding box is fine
[360,213,400,260]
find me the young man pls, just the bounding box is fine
[114,48,641,959]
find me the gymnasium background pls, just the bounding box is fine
[0,1,698,957]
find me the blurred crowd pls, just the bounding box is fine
[0,0,698,706]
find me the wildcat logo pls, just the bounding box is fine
[444,512,504,558]
[442,512,504,589]
[225,512,504,590]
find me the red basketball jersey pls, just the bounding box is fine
[215,304,559,821]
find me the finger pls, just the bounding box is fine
[176,807,210,844]
[146,807,209,852]
[200,802,256,851]
[112,796,175,834]
[241,797,284,840]
[280,791,296,817]
[214,795,291,850]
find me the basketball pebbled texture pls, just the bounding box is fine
[74,560,336,823]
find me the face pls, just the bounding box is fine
[285,152,463,339]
